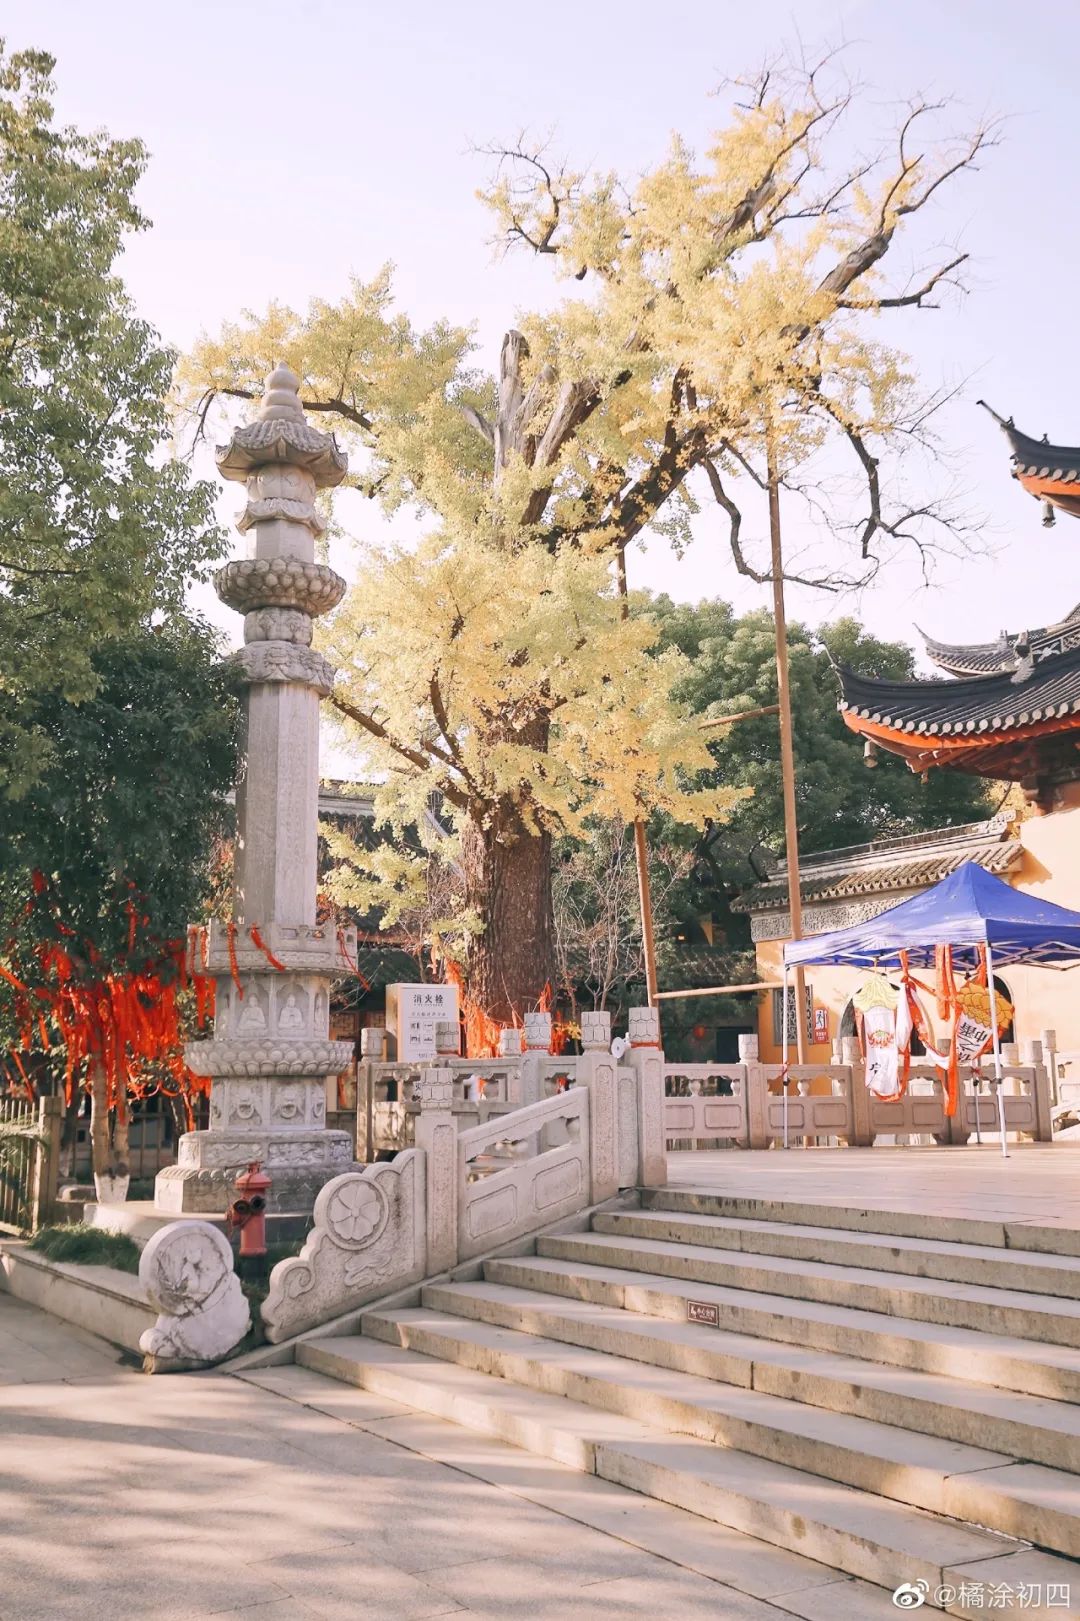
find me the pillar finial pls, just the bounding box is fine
[258,362,306,424]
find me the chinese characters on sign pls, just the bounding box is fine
[385,983,460,1061]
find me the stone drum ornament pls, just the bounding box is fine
[155,364,358,1220]
[139,1221,250,1367]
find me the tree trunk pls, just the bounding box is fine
[460,811,555,1025]
[112,1096,130,1175]
[88,1061,111,1177]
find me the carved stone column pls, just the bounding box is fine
[156,365,357,1218]
[415,1068,457,1274]
[626,1006,666,1187]
[518,1011,551,1105]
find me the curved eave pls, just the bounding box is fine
[840,708,1080,778]
[1016,471,1080,520]
[918,625,1016,677]
[981,405,1080,521]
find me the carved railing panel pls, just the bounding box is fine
[664,1064,748,1145]
[457,1089,589,1262]
[761,1064,855,1144]
[1052,1051,1080,1110]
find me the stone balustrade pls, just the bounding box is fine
[260,1008,666,1344]
[663,1056,1054,1148]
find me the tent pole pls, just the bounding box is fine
[782,964,791,1151]
[985,942,1009,1161]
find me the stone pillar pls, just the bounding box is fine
[521,1011,551,1106]
[356,1028,387,1162]
[500,1026,524,1105]
[361,1028,387,1062]
[415,1069,457,1274]
[435,1021,460,1059]
[156,365,355,1219]
[1041,1028,1060,1105]
[578,1043,619,1203]
[627,1006,666,1187]
[581,1010,612,1052]
[737,1030,766,1148]
[1021,1039,1053,1141]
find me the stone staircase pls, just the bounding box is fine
[289,1187,1080,1615]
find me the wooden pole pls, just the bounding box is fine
[633,820,660,1008]
[616,543,660,1012]
[699,705,780,730]
[767,429,807,1063]
[654,981,782,1001]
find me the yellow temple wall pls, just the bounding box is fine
[993,791,1080,1056]
[754,938,867,1066]
[753,792,1080,1065]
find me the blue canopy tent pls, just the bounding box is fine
[778,862,1080,1156]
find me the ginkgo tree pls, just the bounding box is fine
[183,54,994,1021]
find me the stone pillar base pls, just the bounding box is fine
[154,1128,354,1215]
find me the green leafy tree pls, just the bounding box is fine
[0,45,226,794]
[651,595,994,868]
[0,621,242,1173]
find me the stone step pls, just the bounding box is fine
[484,1254,1080,1403]
[295,1332,1075,1609]
[423,1278,1080,1472]
[298,1332,656,1469]
[536,1230,1080,1348]
[595,1208,1080,1299]
[644,1185,1080,1260]
[361,1303,1080,1557]
[239,1364,912,1619]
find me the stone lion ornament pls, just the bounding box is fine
[139,1220,250,1369]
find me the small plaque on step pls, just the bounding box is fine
[686,1300,720,1327]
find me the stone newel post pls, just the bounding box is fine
[520,1011,552,1106]
[156,365,357,1219]
[627,1006,666,1186]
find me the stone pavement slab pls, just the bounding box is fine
[666,1144,1080,1242]
[0,1290,904,1621]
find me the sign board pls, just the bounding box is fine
[686,1300,720,1328]
[813,1007,829,1044]
[385,983,460,1061]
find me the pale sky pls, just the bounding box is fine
[14,0,1080,662]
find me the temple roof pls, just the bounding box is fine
[838,643,1080,740]
[981,402,1080,521]
[920,604,1080,677]
[735,816,1021,915]
[836,641,1080,789]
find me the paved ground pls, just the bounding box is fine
[667,1142,1080,1235]
[0,1290,903,1621]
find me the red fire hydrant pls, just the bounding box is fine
[228,1161,271,1261]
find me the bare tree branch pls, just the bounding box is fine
[329,693,470,810]
[836,251,968,310]
[459,403,494,446]
[196,384,377,441]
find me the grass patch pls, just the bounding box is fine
[28,1222,141,1274]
